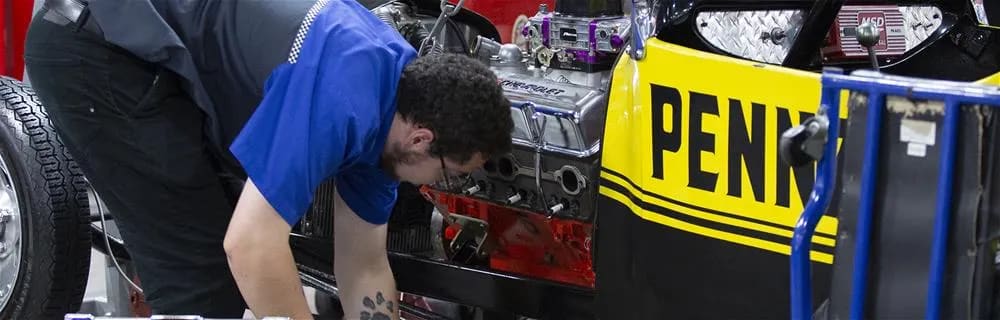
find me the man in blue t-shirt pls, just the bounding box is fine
[24,0,512,319]
[224,2,514,319]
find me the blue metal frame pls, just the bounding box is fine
[790,69,1000,320]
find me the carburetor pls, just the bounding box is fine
[522,3,630,72]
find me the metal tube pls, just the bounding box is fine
[849,92,885,320]
[790,69,1000,320]
[783,0,845,67]
[790,84,842,320]
[926,99,960,320]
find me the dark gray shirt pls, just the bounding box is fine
[87,0,317,148]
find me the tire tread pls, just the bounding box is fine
[0,77,92,319]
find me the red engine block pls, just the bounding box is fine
[422,187,595,289]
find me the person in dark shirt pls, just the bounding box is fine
[23,0,513,319]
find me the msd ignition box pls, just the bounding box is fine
[522,3,629,72]
[823,5,908,59]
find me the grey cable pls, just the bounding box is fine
[97,196,144,294]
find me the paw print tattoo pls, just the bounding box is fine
[360,292,392,320]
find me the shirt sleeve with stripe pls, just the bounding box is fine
[229,7,410,226]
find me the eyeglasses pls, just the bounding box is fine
[437,155,472,193]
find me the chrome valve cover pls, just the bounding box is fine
[498,71,607,158]
[453,69,609,221]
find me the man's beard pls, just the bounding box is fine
[380,141,425,181]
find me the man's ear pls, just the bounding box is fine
[408,127,434,152]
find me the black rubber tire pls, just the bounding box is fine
[0,76,92,319]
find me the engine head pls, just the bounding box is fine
[452,5,622,222]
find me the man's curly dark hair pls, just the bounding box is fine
[396,53,514,163]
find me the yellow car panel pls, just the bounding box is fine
[977,72,1000,86]
[600,39,848,264]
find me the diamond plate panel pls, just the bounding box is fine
[899,6,943,50]
[971,0,989,25]
[696,10,806,64]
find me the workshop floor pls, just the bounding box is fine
[84,249,319,318]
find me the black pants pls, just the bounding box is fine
[23,9,248,317]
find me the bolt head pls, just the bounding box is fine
[610,35,624,49]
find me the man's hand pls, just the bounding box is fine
[333,189,399,320]
[224,179,314,320]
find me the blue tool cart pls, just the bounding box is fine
[786,69,1000,320]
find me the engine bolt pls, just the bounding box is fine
[464,184,481,195]
[507,193,522,204]
[549,203,565,213]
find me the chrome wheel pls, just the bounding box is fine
[0,152,21,311]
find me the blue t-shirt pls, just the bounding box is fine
[229,0,417,226]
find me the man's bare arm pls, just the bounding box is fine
[224,179,313,320]
[333,190,399,320]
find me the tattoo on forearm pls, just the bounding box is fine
[360,291,393,320]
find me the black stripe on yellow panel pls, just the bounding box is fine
[594,194,832,320]
[601,167,835,252]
